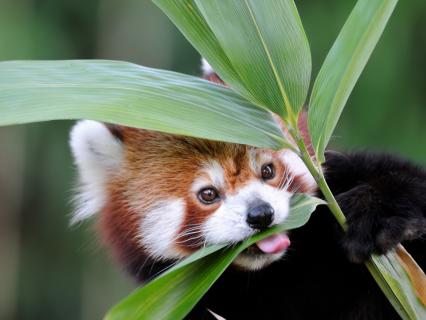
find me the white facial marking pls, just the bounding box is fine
[203,180,291,245]
[248,148,273,173]
[280,150,316,193]
[204,160,225,189]
[192,160,225,194]
[69,120,123,223]
[139,199,186,261]
[191,177,212,194]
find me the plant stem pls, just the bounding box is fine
[292,131,347,229]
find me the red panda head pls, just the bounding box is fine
[69,60,316,278]
[70,123,316,275]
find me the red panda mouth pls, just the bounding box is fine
[244,233,290,255]
[256,233,290,254]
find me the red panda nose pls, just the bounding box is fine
[247,200,274,230]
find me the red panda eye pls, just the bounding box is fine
[198,187,220,204]
[261,163,275,180]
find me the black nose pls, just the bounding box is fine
[247,200,274,230]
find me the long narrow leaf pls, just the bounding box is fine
[154,0,311,120]
[105,195,324,320]
[308,0,398,162]
[396,246,426,307]
[152,0,253,102]
[0,60,289,150]
[367,249,426,320]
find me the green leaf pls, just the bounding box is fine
[395,245,426,308]
[0,60,289,150]
[104,195,324,320]
[308,0,398,162]
[366,249,426,320]
[153,0,311,120]
[152,0,251,102]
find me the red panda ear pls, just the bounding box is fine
[201,58,227,86]
[69,120,123,223]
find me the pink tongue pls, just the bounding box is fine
[255,233,290,254]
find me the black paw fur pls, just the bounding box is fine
[324,151,426,263]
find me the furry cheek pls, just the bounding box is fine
[174,197,220,253]
[138,198,187,261]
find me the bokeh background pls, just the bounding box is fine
[0,0,425,319]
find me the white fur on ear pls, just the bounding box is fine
[201,58,214,76]
[69,120,123,223]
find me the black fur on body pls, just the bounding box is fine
[138,151,426,320]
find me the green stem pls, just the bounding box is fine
[292,131,347,229]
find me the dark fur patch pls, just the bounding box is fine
[324,151,426,263]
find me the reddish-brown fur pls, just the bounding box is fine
[98,70,316,279]
[203,71,227,86]
[99,180,143,274]
[98,124,313,274]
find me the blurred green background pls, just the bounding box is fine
[0,0,425,319]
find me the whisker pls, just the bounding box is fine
[279,166,290,189]
[175,234,205,245]
[173,229,203,240]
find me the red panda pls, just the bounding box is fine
[70,60,426,319]
[70,113,316,276]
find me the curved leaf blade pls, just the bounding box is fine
[195,0,311,119]
[396,246,426,307]
[154,0,311,120]
[0,60,288,149]
[152,0,252,101]
[367,248,426,320]
[105,195,324,320]
[308,0,398,162]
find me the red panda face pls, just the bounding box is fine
[70,121,316,272]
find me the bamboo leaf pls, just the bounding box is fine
[308,0,398,162]
[152,0,251,101]
[104,195,324,320]
[154,0,311,120]
[0,60,289,150]
[396,246,426,306]
[366,248,426,320]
